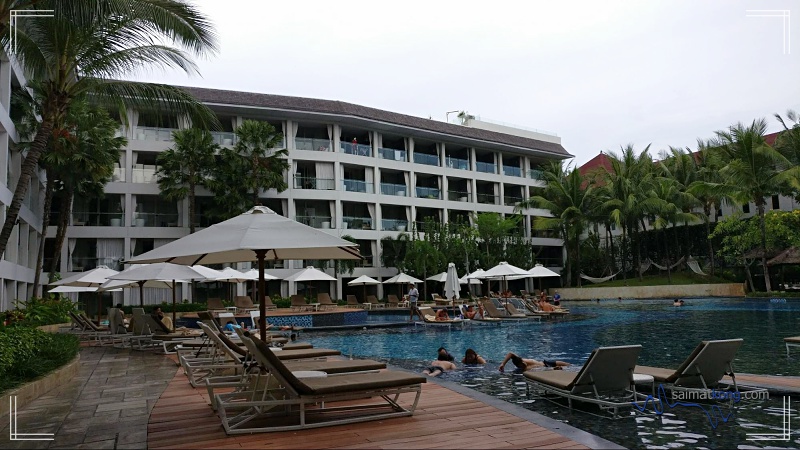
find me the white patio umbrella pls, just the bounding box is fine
[107,263,212,330]
[528,263,561,292]
[459,275,482,285]
[443,263,460,308]
[215,267,260,301]
[347,275,381,303]
[285,266,336,297]
[49,286,99,293]
[478,262,532,293]
[383,272,424,300]
[466,268,487,297]
[49,265,120,322]
[126,206,360,341]
[241,268,279,300]
[426,272,447,283]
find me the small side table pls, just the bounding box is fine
[632,373,655,396]
[225,306,238,314]
[309,303,321,311]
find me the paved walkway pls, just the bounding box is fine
[1,346,177,449]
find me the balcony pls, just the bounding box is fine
[378,147,407,161]
[294,175,336,190]
[381,219,408,232]
[413,152,439,167]
[295,215,334,229]
[131,167,157,183]
[528,169,545,180]
[112,167,125,182]
[380,183,407,197]
[476,161,496,174]
[134,127,176,141]
[477,193,498,205]
[132,213,180,227]
[210,131,237,146]
[341,141,373,157]
[504,195,523,206]
[71,212,125,227]
[445,157,469,170]
[503,166,523,177]
[342,216,374,230]
[356,255,374,268]
[342,179,374,194]
[447,190,470,202]
[415,186,440,199]
[295,137,332,152]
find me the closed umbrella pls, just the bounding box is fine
[347,275,381,303]
[443,263,460,308]
[127,206,360,341]
[49,265,119,322]
[107,263,211,330]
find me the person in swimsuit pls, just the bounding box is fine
[462,348,486,365]
[435,309,450,321]
[498,352,570,372]
[423,359,457,377]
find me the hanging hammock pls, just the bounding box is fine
[580,271,622,284]
[639,259,652,275]
[651,256,685,271]
[686,256,707,276]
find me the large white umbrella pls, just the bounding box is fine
[347,275,381,303]
[49,286,99,293]
[426,272,447,283]
[240,268,279,301]
[459,275,482,285]
[466,268,487,297]
[443,263,460,307]
[383,273,423,284]
[529,263,561,292]
[126,206,360,341]
[215,267,260,301]
[478,262,532,293]
[107,263,211,330]
[285,266,336,297]
[191,265,225,279]
[49,265,120,322]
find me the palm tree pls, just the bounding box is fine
[156,128,217,233]
[518,161,594,287]
[0,0,218,260]
[687,139,729,276]
[210,120,289,218]
[648,177,697,283]
[705,119,800,292]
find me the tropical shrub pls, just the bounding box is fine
[8,296,77,327]
[0,326,80,393]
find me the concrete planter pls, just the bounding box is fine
[36,322,71,333]
[0,354,81,418]
[556,283,746,300]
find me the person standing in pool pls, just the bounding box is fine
[498,352,570,372]
[553,291,561,306]
[462,348,486,365]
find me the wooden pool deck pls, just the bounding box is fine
[147,366,606,449]
[728,373,800,393]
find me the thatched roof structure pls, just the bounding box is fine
[742,248,781,260]
[767,247,800,266]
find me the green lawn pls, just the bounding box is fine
[581,272,734,288]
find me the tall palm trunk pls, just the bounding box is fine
[633,221,643,281]
[756,200,772,292]
[0,119,55,257]
[621,224,628,282]
[188,178,196,233]
[704,203,715,276]
[662,228,672,284]
[607,223,616,271]
[743,258,755,293]
[575,232,582,288]
[49,190,73,273]
[33,171,55,296]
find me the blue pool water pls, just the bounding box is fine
[306,298,800,449]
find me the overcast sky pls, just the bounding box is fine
[140,0,799,165]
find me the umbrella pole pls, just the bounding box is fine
[138,280,145,307]
[256,250,267,341]
[172,279,177,332]
[363,284,366,304]
[96,291,102,324]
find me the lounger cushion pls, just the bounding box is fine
[273,348,341,360]
[299,371,427,395]
[154,331,203,340]
[285,359,386,374]
[784,336,800,344]
[634,365,677,382]
[282,342,313,350]
[218,332,248,356]
[524,370,577,390]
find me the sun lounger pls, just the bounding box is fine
[366,294,381,309]
[416,306,464,327]
[141,314,203,353]
[346,295,360,308]
[504,302,538,320]
[262,295,277,310]
[207,297,226,312]
[234,296,260,314]
[458,305,501,325]
[290,294,310,311]
[634,339,750,392]
[216,331,425,434]
[480,299,526,320]
[524,345,644,416]
[316,293,337,310]
[785,336,800,357]
[387,294,404,308]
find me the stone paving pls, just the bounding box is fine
[0,346,178,449]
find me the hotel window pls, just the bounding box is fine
[742,203,750,214]
[772,195,780,210]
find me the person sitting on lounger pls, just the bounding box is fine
[423,359,457,377]
[435,309,450,321]
[463,305,482,320]
[463,348,486,365]
[498,352,570,372]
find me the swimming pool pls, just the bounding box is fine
[306,298,800,448]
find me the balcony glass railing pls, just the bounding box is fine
[381,219,408,232]
[378,147,407,161]
[340,142,373,157]
[193,214,218,228]
[132,213,180,227]
[413,152,439,166]
[295,137,332,152]
[528,169,545,180]
[445,156,469,170]
[504,195,523,206]
[210,131,237,146]
[447,191,470,202]
[342,179,374,194]
[71,212,125,227]
[380,183,407,196]
[342,216,374,230]
[134,127,176,141]
[477,193,498,205]
[131,167,157,183]
[112,167,125,182]
[415,186,440,199]
[294,176,336,190]
[475,161,496,174]
[503,166,523,177]
[356,255,374,268]
[69,257,100,272]
[295,215,334,229]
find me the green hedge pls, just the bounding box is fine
[5,296,78,327]
[0,326,80,394]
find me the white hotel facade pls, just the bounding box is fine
[17,86,571,306]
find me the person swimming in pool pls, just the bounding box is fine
[462,348,486,365]
[423,359,457,377]
[497,352,570,372]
